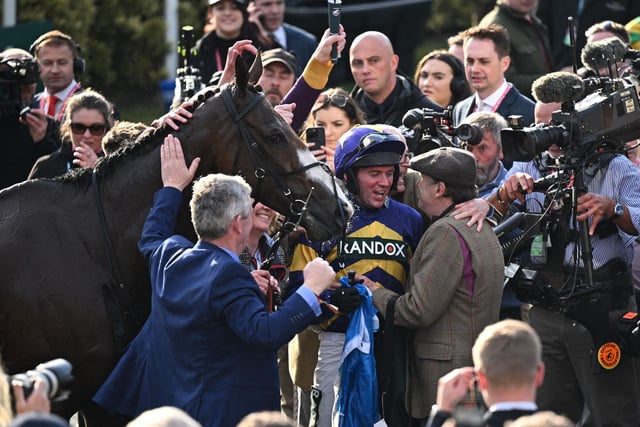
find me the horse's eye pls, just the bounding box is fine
[267,134,285,145]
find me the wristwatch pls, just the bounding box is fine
[610,202,624,220]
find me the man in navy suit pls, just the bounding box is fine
[249,0,316,77]
[427,319,544,427]
[93,135,336,427]
[452,24,534,136]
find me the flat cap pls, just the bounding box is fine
[261,48,296,74]
[410,147,476,187]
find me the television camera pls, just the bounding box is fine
[501,38,640,164]
[401,106,482,156]
[174,25,203,106]
[0,54,39,120]
[495,39,640,370]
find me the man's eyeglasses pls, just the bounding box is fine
[70,123,107,136]
[312,93,349,113]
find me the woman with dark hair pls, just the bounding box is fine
[196,0,276,85]
[302,88,365,171]
[414,50,471,109]
[28,90,113,179]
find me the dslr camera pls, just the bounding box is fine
[9,358,73,403]
[0,55,39,120]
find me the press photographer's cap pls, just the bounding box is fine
[261,48,296,74]
[209,0,245,5]
[410,147,476,187]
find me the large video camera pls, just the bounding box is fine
[174,25,203,106]
[502,39,640,163]
[8,358,73,403]
[0,56,39,120]
[401,106,482,156]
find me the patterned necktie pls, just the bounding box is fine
[46,95,59,117]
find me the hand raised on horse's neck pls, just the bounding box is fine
[161,135,201,191]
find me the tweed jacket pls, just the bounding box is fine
[372,213,504,419]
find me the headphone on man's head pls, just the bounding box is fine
[29,31,85,76]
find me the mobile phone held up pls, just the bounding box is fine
[305,126,326,150]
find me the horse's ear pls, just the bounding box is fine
[248,53,263,86]
[235,56,249,96]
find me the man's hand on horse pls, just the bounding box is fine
[274,103,295,126]
[152,101,194,130]
[161,135,201,191]
[12,378,51,415]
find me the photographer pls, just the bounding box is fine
[487,100,640,425]
[0,48,60,190]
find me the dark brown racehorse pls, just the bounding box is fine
[0,56,351,423]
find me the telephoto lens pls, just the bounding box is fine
[10,358,73,402]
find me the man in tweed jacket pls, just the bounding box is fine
[362,147,504,423]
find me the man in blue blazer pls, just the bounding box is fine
[93,135,336,427]
[250,0,316,77]
[452,24,534,169]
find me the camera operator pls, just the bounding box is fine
[486,100,640,426]
[0,48,61,190]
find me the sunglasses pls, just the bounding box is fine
[312,93,349,113]
[70,122,107,136]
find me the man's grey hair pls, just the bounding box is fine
[190,174,252,240]
[462,111,508,150]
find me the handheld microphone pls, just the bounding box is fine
[532,71,585,104]
[328,0,342,64]
[580,37,627,73]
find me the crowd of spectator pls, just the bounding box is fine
[3,0,640,426]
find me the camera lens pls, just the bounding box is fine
[9,358,73,402]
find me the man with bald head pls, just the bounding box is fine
[349,31,441,127]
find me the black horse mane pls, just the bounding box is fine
[54,86,224,188]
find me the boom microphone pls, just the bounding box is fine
[580,37,628,73]
[532,71,585,104]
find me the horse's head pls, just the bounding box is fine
[183,55,352,241]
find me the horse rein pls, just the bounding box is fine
[220,87,348,231]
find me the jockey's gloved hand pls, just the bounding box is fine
[330,286,361,313]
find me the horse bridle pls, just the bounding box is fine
[220,86,348,230]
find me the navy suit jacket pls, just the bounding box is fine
[452,85,535,128]
[283,23,317,77]
[94,187,318,427]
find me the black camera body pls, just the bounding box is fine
[502,74,640,163]
[0,56,39,120]
[401,106,482,156]
[9,358,73,403]
[175,26,203,105]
